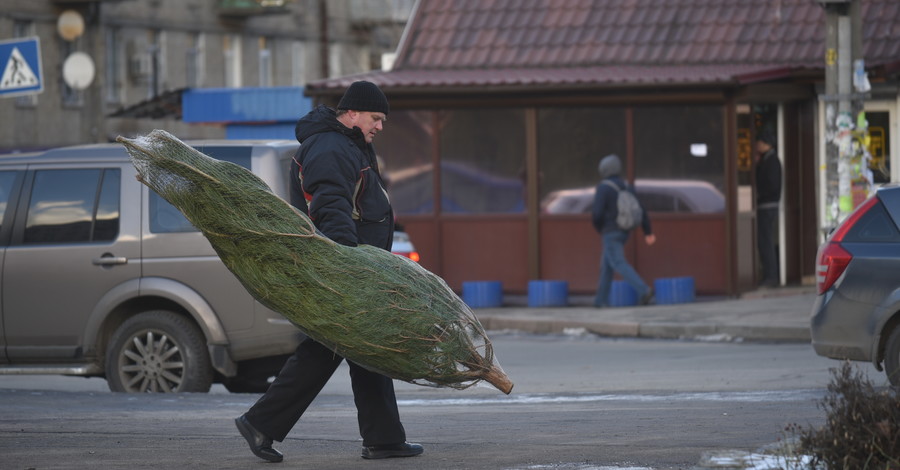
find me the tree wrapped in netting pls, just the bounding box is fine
[118,129,513,394]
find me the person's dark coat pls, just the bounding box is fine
[756,148,782,208]
[290,105,393,250]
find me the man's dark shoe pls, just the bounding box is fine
[640,288,655,306]
[361,442,424,459]
[235,414,283,463]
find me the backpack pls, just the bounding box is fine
[602,180,643,231]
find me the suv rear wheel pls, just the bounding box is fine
[106,311,213,393]
[885,327,900,387]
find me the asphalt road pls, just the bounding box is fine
[0,333,886,470]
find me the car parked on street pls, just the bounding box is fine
[540,179,726,214]
[0,139,414,394]
[811,184,900,386]
[0,140,307,393]
[390,230,420,262]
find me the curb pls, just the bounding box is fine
[474,289,816,343]
[480,315,811,342]
[480,316,640,337]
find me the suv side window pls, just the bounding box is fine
[0,171,22,239]
[23,168,121,244]
[149,152,250,233]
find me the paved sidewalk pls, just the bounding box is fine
[475,286,817,343]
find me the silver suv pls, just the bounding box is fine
[0,140,306,393]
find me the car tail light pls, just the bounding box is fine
[816,196,879,294]
[395,251,420,263]
[816,242,851,294]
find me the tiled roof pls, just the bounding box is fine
[314,64,808,91]
[309,0,900,94]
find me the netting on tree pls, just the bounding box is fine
[119,130,513,394]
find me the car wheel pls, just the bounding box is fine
[106,310,213,393]
[885,327,900,387]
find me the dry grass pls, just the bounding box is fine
[787,362,900,469]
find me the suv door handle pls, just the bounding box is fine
[92,255,128,266]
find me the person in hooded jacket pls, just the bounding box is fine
[235,81,423,463]
[591,154,656,307]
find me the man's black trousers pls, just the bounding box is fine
[244,337,407,446]
[757,206,779,285]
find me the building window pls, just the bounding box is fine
[374,110,436,215]
[224,34,242,88]
[328,43,343,78]
[866,110,891,184]
[186,32,205,88]
[105,27,123,105]
[291,41,306,86]
[259,37,272,87]
[438,108,527,214]
[13,20,38,108]
[537,107,628,214]
[632,105,726,214]
[146,29,166,99]
[537,105,725,215]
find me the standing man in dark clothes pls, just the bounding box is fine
[755,128,782,288]
[235,81,423,463]
[591,154,656,307]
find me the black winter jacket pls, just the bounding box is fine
[290,105,394,250]
[755,149,782,209]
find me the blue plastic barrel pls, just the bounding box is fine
[654,276,695,304]
[528,280,569,307]
[462,281,503,308]
[610,280,638,307]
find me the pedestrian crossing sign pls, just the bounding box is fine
[0,37,43,98]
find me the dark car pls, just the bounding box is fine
[811,184,900,386]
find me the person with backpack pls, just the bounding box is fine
[591,154,656,307]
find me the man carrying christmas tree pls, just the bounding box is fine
[235,81,423,463]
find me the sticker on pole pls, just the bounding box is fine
[0,37,43,98]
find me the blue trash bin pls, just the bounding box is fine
[462,281,503,308]
[654,277,695,304]
[528,280,569,307]
[610,280,638,307]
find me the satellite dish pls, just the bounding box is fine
[63,52,95,90]
[57,10,85,41]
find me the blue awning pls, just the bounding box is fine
[225,123,295,140]
[182,87,312,123]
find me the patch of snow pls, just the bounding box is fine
[692,333,740,342]
[563,327,590,336]
[699,450,817,469]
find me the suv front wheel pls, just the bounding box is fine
[884,327,900,387]
[106,310,213,393]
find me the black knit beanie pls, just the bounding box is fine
[757,128,776,146]
[337,81,389,115]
